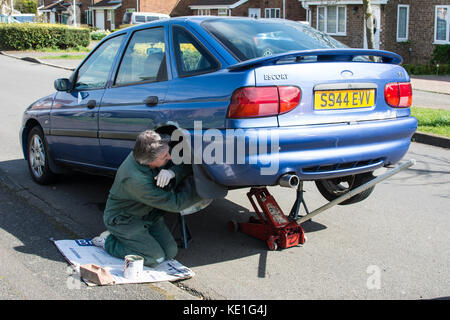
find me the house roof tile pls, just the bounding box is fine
[191,0,241,6]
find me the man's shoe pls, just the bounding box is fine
[92,231,111,249]
[180,199,213,215]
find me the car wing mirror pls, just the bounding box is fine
[54,78,71,92]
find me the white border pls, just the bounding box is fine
[396,4,409,42]
[434,5,450,44]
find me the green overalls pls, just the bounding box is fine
[103,152,202,267]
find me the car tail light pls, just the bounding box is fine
[227,86,301,118]
[278,86,301,114]
[384,82,412,108]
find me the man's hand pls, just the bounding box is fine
[154,169,175,188]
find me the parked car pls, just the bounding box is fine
[0,14,21,23]
[122,12,170,25]
[21,17,417,204]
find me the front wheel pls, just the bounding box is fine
[27,126,56,185]
[315,172,375,205]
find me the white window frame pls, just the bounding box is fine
[85,10,92,25]
[198,9,211,16]
[265,8,280,19]
[218,8,229,16]
[396,4,409,42]
[434,5,450,44]
[317,5,346,36]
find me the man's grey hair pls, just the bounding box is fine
[133,130,170,165]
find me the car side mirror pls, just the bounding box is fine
[54,78,71,91]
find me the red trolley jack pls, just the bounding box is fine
[229,160,416,251]
[229,187,307,251]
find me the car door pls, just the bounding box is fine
[98,26,171,169]
[49,34,125,167]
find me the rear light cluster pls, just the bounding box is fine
[227,86,301,119]
[384,82,412,108]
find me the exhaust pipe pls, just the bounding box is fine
[279,174,300,188]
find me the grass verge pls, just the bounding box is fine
[38,54,87,60]
[411,107,450,138]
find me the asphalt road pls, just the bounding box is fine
[0,54,449,300]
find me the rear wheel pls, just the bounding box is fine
[27,126,56,185]
[315,172,375,205]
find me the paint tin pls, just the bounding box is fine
[123,255,144,280]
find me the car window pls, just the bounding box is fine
[146,16,159,22]
[201,19,347,61]
[75,35,124,90]
[115,27,167,85]
[172,26,220,77]
[135,15,145,23]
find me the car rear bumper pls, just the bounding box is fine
[189,116,417,186]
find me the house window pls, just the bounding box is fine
[218,9,229,16]
[317,5,346,36]
[435,5,450,44]
[85,10,92,25]
[397,5,409,42]
[198,9,211,16]
[265,8,280,19]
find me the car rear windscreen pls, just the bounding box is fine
[201,19,347,61]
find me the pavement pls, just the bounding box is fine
[0,48,448,148]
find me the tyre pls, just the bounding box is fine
[27,126,56,185]
[315,172,375,205]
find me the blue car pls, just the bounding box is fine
[21,17,417,204]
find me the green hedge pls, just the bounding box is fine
[431,44,450,64]
[403,63,450,75]
[0,23,90,50]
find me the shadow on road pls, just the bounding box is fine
[1,158,328,279]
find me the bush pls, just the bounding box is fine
[0,23,90,50]
[431,44,450,64]
[402,63,450,75]
[90,30,110,41]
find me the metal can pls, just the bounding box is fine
[123,255,144,280]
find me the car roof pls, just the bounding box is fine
[104,16,289,42]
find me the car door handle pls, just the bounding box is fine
[144,96,158,107]
[86,100,96,109]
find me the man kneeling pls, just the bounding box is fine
[92,130,202,267]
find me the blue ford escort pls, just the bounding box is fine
[21,17,417,204]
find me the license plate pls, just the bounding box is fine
[314,89,375,110]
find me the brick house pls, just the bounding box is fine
[87,0,197,30]
[188,0,307,21]
[301,0,450,64]
[38,0,81,24]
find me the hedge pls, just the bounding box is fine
[0,23,90,50]
[431,44,450,64]
[403,63,450,75]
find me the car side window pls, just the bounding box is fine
[75,35,124,90]
[172,26,220,77]
[115,27,168,85]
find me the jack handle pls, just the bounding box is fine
[296,159,416,225]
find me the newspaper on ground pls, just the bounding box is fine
[52,239,194,286]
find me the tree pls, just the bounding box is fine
[363,0,376,61]
[14,0,37,14]
[0,0,10,14]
